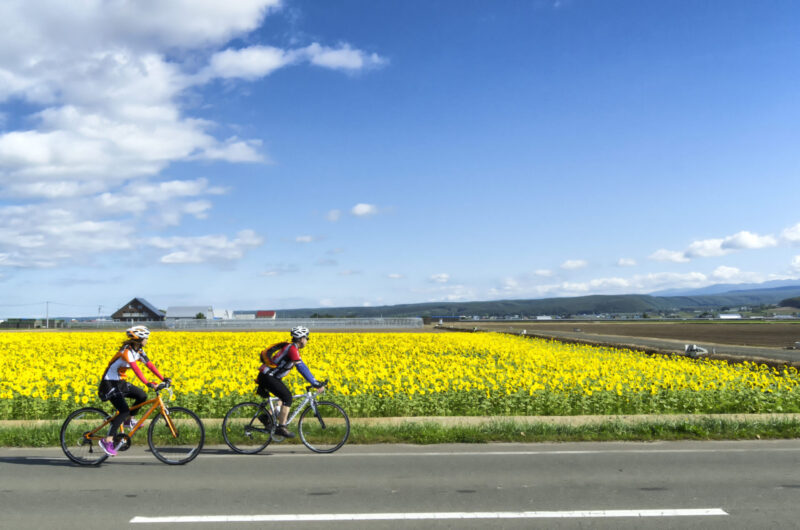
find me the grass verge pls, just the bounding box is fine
[3,417,800,447]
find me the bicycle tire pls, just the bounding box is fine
[222,402,273,454]
[298,401,350,453]
[147,406,205,465]
[60,407,112,466]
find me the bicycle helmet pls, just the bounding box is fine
[126,325,150,341]
[290,326,310,340]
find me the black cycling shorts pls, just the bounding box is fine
[256,372,292,406]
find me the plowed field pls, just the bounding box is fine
[446,321,800,348]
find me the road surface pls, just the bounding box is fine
[2,441,800,529]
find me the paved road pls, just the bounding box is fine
[2,441,800,529]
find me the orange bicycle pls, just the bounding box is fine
[60,381,204,465]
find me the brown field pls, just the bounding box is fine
[442,320,800,349]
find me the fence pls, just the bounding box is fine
[66,318,424,331]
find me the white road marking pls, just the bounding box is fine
[190,447,800,458]
[131,508,728,523]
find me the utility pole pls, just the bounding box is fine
[45,301,50,329]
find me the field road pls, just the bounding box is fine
[2,441,800,529]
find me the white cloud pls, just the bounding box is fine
[261,263,299,276]
[326,209,341,222]
[652,229,779,263]
[783,223,800,244]
[430,273,450,284]
[295,235,314,243]
[649,249,690,263]
[422,283,476,302]
[792,256,800,272]
[721,230,777,250]
[534,269,553,277]
[684,238,726,258]
[303,43,386,71]
[203,45,293,81]
[0,1,383,271]
[150,229,263,263]
[560,259,587,270]
[492,271,711,299]
[617,258,636,267]
[351,203,378,216]
[387,273,404,279]
[200,42,386,82]
[0,204,135,268]
[338,269,361,276]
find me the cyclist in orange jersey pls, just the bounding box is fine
[96,325,169,456]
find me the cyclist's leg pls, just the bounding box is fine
[260,375,294,435]
[106,393,129,437]
[122,382,147,424]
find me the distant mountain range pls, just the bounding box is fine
[649,279,800,296]
[277,282,800,318]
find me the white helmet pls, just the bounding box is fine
[126,325,150,341]
[290,326,310,340]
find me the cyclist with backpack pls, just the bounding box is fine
[256,326,324,438]
[96,325,169,456]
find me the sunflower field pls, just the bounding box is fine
[2,330,800,420]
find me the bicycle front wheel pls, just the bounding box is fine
[60,407,111,466]
[222,402,273,454]
[148,406,205,465]
[298,401,350,453]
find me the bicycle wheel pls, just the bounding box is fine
[222,402,273,454]
[298,401,350,453]
[148,406,205,465]
[60,407,112,465]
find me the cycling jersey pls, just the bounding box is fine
[101,344,161,385]
[259,343,319,386]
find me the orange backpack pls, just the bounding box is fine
[259,342,291,369]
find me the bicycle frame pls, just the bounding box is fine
[85,387,177,441]
[263,387,324,426]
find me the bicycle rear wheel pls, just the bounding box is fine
[222,402,273,454]
[148,406,205,464]
[298,401,350,453]
[60,407,111,465]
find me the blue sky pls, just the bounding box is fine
[1,0,799,318]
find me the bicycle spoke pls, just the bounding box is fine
[148,407,204,465]
[298,401,350,453]
[60,408,112,466]
[222,402,272,454]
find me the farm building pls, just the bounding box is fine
[719,313,743,319]
[233,310,277,319]
[212,309,233,320]
[111,298,165,322]
[166,306,214,320]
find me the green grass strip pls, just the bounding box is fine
[4,417,800,447]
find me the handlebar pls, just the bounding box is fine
[154,379,174,400]
[306,379,329,393]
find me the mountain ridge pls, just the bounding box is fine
[276,284,800,318]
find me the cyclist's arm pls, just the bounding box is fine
[128,360,153,386]
[294,360,321,387]
[144,360,165,381]
[140,351,166,381]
